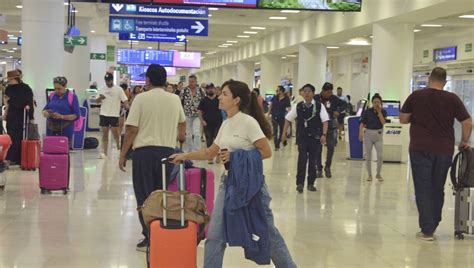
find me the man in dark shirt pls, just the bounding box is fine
[314,82,346,178]
[268,86,291,150]
[400,67,472,241]
[198,83,222,164]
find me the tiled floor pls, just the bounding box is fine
[0,141,473,268]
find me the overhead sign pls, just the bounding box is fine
[433,46,457,62]
[64,36,87,46]
[109,16,208,37]
[117,48,174,66]
[90,53,106,60]
[110,4,208,18]
[119,32,186,43]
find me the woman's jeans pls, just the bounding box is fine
[204,175,296,268]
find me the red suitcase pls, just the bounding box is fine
[21,107,40,171]
[169,167,214,236]
[148,159,197,268]
[39,153,69,194]
[0,135,12,161]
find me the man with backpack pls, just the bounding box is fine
[281,84,329,193]
[97,73,129,159]
[400,67,472,241]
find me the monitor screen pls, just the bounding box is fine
[117,49,147,65]
[382,101,400,117]
[73,0,361,11]
[145,50,174,66]
[128,65,177,81]
[433,46,457,62]
[173,51,201,68]
[265,94,274,102]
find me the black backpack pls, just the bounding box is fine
[84,137,99,150]
[450,148,474,190]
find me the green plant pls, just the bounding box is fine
[258,0,303,9]
[328,2,361,11]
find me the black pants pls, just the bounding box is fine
[132,146,174,240]
[6,123,22,164]
[204,125,220,148]
[297,136,321,186]
[410,152,452,235]
[272,117,285,148]
[317,128,337,171]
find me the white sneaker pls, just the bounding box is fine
[367,176,373,181]
[416,231,435,241]
[376,174,384,181]
[99,153,107,159]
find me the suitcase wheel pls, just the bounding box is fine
[40,188,51,195]
[454,231,464,240]
[63,189,68,195]
[21,167,25,171]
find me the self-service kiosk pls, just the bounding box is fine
[84,89,100,131]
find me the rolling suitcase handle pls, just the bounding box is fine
[161,158,186,227]
[23,106,29,140]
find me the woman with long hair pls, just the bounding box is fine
[171,80,296,267]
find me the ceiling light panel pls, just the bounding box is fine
[237,35,250,38]
[281,10,300,13]
[459,15,474,19]
[420,24,442,27]
[269,16,287,20]
[243,31,258,34]
[251,27,266,30]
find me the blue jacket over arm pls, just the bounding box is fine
[224,149,270,265]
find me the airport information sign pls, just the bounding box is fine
[109,16,208,37]
[110,3,208,17]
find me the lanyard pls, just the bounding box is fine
[304,103,317,123]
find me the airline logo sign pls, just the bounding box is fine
[110,4,208,18]
[109,16,208,37]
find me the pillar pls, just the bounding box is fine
[297,43,327,90]
[90,35,108,90]
[222,65,237,82]
[260,55,281,94]
[215,67,223,87]
[237,61,255,89]
[369,23,414,101]
[64,17,91,104]
[22,0,65,136]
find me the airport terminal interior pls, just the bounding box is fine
[0,0,474,267]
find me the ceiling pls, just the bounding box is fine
[0,0,473,64]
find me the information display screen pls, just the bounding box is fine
[128,66,177,81]
[117,49,147,65]
[433,46,457,62]
[382,101,400,117]
[145,50,174,66]
[75,0,361,11]
[173,51,201,68]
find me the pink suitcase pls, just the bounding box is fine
[169,167,214,236]
[39,153,69,194]
[43,136,69,154]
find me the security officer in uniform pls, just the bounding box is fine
[282,84,329,193]
[314,82,346,178]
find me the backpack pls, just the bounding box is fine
[84,137,99,149]
[450,148,474,190]
[49,91,84,132]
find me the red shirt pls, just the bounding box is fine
[401,88,470,156]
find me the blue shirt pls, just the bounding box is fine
[360,108,387,130]
[270,95,290,120]
[43,92,81,139]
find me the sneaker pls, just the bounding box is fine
[99,153,107,159]
[367,176,373,181]
[324,167,332,178]
[296,184,304,193]
[208,160,214,165]
[416,232,434,241]
[376,174,384,181]
[307,185,317,192]
[136,239,149,252]
[316,171,324,178]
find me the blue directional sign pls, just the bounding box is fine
[109,16,208,37]
[119,32,187,43]
[110,3,208,18]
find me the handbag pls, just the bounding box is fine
[139,190,210,228]
[27,122,40,140]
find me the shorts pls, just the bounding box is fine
[337,113,346,125]
[99,115,119,127]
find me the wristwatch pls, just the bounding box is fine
[322,133,327,136]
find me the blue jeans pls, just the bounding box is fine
[204,176,296,268]
[410,152,452,235]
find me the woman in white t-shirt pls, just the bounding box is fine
[172,80,296,268]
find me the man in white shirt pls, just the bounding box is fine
[282,83,329,193]
[97,73,129,159]
[119,64,186,252]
